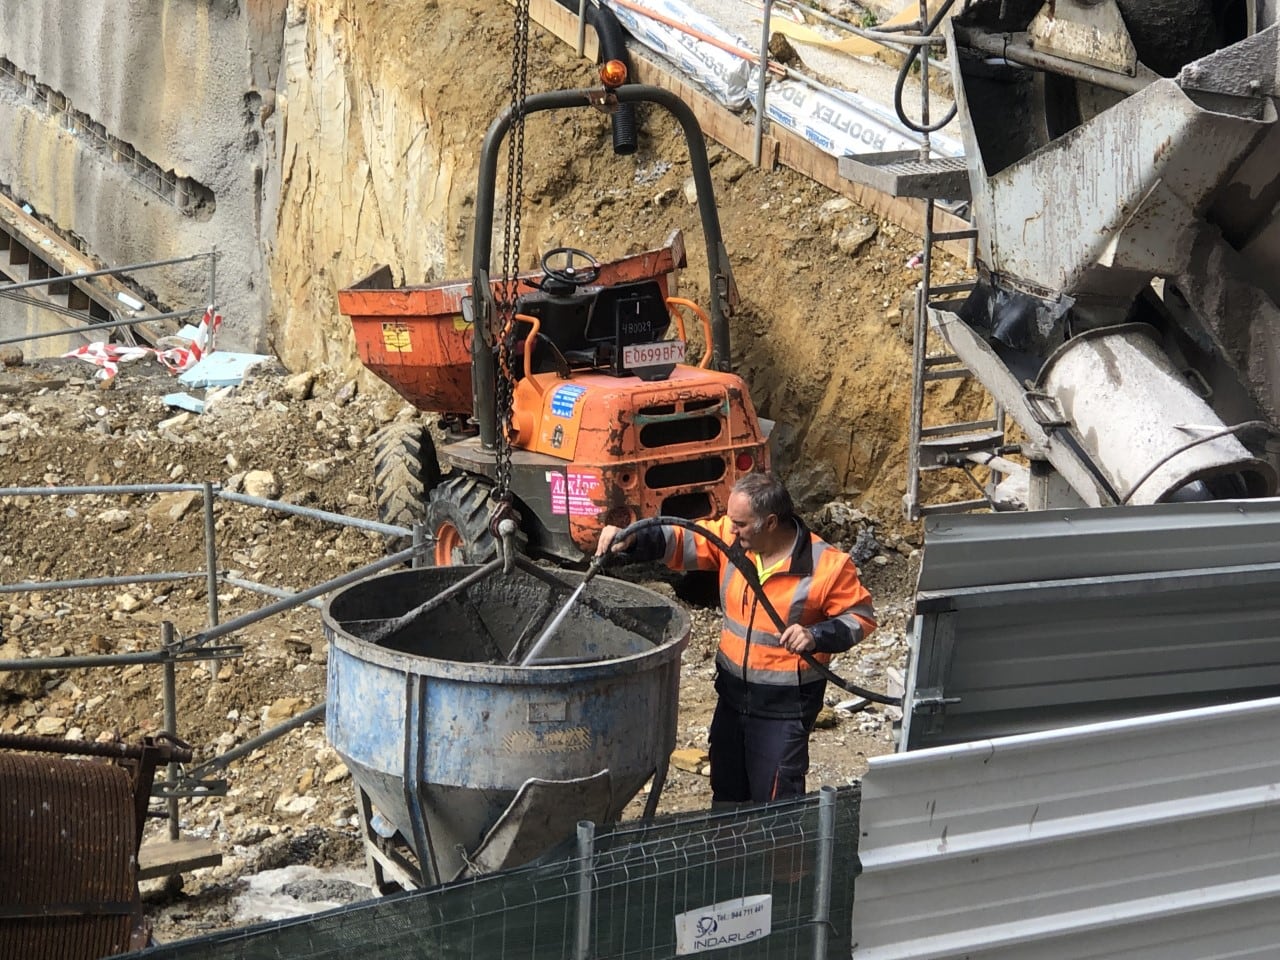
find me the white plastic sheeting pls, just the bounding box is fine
[767,78,963,158]
[603,0,964,159]
[605,0,761,108]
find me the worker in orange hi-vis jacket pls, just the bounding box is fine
[597,472,876,805]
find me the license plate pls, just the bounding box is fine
[622,339,686,368]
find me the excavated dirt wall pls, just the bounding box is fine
[269,0,973,515]
[0,0,973,514]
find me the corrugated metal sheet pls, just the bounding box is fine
[904,501,1280,749]
[0,752,139,960]
[916,500,1280,592]
[854,696,1280,960]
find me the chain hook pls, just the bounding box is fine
[493,0,531,517]
[491,501,519,574]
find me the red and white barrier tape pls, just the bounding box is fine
[63,307,222,379]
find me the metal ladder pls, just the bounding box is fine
[835,4,1006,521]
[836,165,1006,519]
[904,199,1004,520]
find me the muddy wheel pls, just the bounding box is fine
[372,421,441,552]
[425,475,526,566]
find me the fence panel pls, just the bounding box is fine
[125,786,861,960]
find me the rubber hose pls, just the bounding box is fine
[553,0,639,155]
[604,516,903,707]
[894,0,958,135]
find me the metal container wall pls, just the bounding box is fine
[1035,324,1276,503]
[323,565,689,883]
[0,753,139,959]
[338,265,476,415]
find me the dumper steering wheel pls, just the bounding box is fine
[540,247,600,287]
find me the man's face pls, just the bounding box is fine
[727,491,770,552]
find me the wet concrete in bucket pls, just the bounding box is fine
[331,564,681,666]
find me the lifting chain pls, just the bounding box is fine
[493,0,532,566]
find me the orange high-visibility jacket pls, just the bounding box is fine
[631,516,876,719]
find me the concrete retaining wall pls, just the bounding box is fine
[0,0,288,350]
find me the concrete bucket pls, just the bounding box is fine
[322,557,689,891]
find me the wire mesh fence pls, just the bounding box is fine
[127,785,861,960]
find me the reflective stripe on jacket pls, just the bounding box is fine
[636,515,876,719]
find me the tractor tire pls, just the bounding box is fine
[371,421,441,552]
[424,475,526,566]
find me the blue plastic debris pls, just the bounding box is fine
[162,392,206,414]
[178,352,272,389]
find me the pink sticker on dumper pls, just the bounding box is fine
[549,471,601,516]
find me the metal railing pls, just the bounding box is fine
[0,479,418,842]
[0,246,220,348]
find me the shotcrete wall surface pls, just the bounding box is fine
[0,0,287,350]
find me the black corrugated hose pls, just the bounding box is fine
[603,516,903,708]
[553,0,638,154]
[893,0,958,134]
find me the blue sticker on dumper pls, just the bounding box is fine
[550,384,587,419]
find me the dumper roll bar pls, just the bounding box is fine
[471,84,738,450]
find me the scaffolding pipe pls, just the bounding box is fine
[203,482,219,630]
[161,621,180,841]
[0,305,209,350]
[208,246,217,309]
[0,251,217,297]
[216,489,410,539]
[919,0,930,158]
[179,545,421,651]
[0,649,172,671]
[0,571,203,594]
[185,703,326,779]
[0,483,205,496]
[0,306,209,348]
[754,0,773,167]
[221,576,326,609]
[0,290,113,323]
[202,481,220,678]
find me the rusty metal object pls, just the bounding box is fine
[0,731,192,763]
[0,752,143,959]
[0,733,194,857]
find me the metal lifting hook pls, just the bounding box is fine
[497,517,520,574]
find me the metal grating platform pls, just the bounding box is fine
[838,152,971,200]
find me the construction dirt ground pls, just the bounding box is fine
[0,0,980,942]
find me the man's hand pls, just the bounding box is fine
[595,524,636,558]
[780,624,816,654]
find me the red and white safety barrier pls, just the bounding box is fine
[63,306,222,379]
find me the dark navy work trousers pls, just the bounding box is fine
[708,699,813,804]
